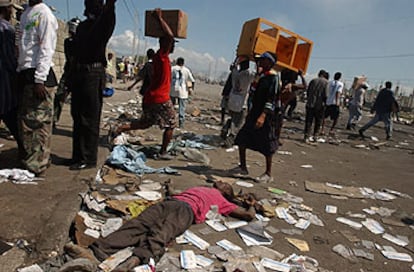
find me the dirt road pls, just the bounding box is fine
[0,80,413,271]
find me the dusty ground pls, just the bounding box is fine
[0,80,413,271]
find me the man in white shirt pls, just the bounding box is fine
[170,57,195,128]
[321,72,343,136]
[222,57,255,146]
[16,0,58,176]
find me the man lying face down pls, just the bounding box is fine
[65,181,257,270]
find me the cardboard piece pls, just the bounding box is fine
[286,237,309,252]
[145,10,188,38]
[305,180,364,198]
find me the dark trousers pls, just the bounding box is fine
[70,66,105,165]
[304,107,324,138]
[90,200,194,263]
[1,107,19,141]
[286,97,297,118]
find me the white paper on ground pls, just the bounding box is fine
[261,258,291,272]
[83,194,106,212]
[17,264,44,272]
[300,164,313,169]
[382,233,409,247]
[99,247,133,272]
[224,220,248,229]
[325,205,338,214]
[381,251,413,262]
[78,211,105,230]
[175,234,188,244]
[275,207,297,225]
[101,218,123,238]
[294,219,311,230]
[238,230,273,246]
[205,220,227,232]
[326,183,343,189]
[256,214,271,222]
[133,265,152,272]
[235,181,254,188]
[361,218,385,235]
[180,250,197,269]
[216,239,242,251]
[84,228,100,239]
[362,208,376,215]
[336,217,363,229]
[134,191,162,201]
[195,255,214,267]
[183,230,210,250]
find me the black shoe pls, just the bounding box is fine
[346,124,351,130]
[386,135,391,141]
[358,129,365,138]
[69,162,96,171]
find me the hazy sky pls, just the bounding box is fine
[46,0,414,93]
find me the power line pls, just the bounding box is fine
[122,0,135,24]
[304,15,414,34]
[313,53,414,60]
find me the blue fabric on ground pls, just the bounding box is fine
[106,145,178,175]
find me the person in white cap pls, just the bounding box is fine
[16,0,58,176]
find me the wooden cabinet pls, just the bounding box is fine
[237,18,313,73]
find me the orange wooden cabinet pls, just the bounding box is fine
[237,18,313,73]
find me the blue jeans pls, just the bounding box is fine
[360,112,392,137]
[178,98,187,127]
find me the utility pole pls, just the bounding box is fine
[131,12,137,59]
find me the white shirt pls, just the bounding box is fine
[228,68,255,112]
[326,80,344,106]
[170,65,195,99]
[17,3,58,83]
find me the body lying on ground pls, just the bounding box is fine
[65,181,257,270]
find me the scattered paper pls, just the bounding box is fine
[195,255,214,267]
[332,244,357,263]
[382,233,409,247]
[325,205,338,214]
[216,239,242,251]
[300,164,313,169]
[101,218,123,238]
[286,237,309,252]
[183,230,210,250]
[261,258,291,272]
[336,217,363,229]
[99,247,133,272]
[361,218,385,234]
[381,251,413,262]
[224,220,248,229]
[275,207,297,225]
[277,151,292,155]
[180,250,197,269]
[134,191,162,201]
[84,228,100,239]
[353,248,374,261]
[235,181,254,188]
[205,220,227,232]
[294,219,311,230]
[17,264,44,272]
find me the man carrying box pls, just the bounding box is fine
[116,9,177,160]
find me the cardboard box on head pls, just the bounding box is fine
[145,9,188,39]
